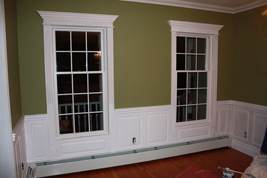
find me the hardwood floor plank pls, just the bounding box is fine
[43,148,253,178]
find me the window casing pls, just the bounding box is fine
[168,20,223,127]
[39,11,118,138]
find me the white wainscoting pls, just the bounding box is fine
[12,116,27,178]
[217,100,267,156]
[19,101,267,164]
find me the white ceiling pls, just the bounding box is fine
[121,0,267,13]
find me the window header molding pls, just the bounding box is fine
[38,11,119,27]
[168,20,223,35]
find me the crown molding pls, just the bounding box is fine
[120,0,267,14]
[38,11,119,27]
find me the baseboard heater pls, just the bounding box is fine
[28,135,231,178]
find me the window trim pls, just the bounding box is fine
[168,20,223,130]
[38,11,118,139]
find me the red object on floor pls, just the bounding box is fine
[175,166,221,178]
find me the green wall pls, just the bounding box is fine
[16,0,235,115]
[4,0,22,128]
[233,5,267,106]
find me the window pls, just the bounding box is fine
[176,36,208,122]
[39,11,118,138]
[56,30,104,134]
[168,20,223,126]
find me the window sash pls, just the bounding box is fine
[53,28,108,137]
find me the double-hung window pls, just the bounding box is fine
[56,30,105,134]
[168,20,223,126]
[39,11,118,138]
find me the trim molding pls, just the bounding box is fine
[120,0,267,14]
[232,139,260,157]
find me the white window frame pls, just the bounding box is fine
[168,20,223,128]
[38,11,118,139]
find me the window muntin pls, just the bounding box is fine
[176,36,208,123]
[55,29,106,135]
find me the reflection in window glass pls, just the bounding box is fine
[56,30,104,135]
[176,36,207,122]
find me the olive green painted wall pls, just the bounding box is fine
[16,0,235,115]
[4,0,22,128]
[233,5,267,106]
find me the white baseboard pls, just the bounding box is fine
[232,139,260,157]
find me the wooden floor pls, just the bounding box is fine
[44,147,253,178]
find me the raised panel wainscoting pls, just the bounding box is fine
[217,100,267,156]
[13,100,267,177]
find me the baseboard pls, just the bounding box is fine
[34,135,231,177]
[231,139,260,157]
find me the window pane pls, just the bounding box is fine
[74,95,88,113]
[90,113,103,131]
[58,95,72,114]
[177,90,186,105]
[197,38,206,53]
[89,94,103,111]
[177,72,187,89]
[187,105,196,121]
[198,89,207,103]
[197,105,206,120]
[198,72,207,87]
[87,32,101,51]
[177,106,186,122]
[187,37,196,53]
[89,74,102,92]
[187,55,196,70]
[57,53,71,72]
[59,115,73,134]
[176,54,185,70]
[57,74,72,94]
[56,31,70,51]
[197,55,206,70]
[75,114,89,133]
[88,52,101,71]
[73,53,86,71]
[188,72,197,88]
[177,37,185,53]
[72,32,86,51]
[188,89,197,104]
[73,74,87,93]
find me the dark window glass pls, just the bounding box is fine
[73,74,87,93]
[59,115,73,134]
[177,37,185,53]
[90,113,103,131]
[72,32,86,51]
[58,95,72,114]
[57,74,72,94]
[74,95,88,113]
[197,55,206,70]
[197,38,206,53]
[87,32,101,51]
[56,31,70,51]
[177,106,186,122]
[187,105,196,121]
[57,53,71,72]
[177,54,185,70]
[89,74,102,92]
[88,52,101,71]
[177,90,186,105]
[197,105,206,120]
[187,37,196,53]
[73,53,86,71]
[75,114,89,132]
[177,72,187,89]
[198,72,207,87]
